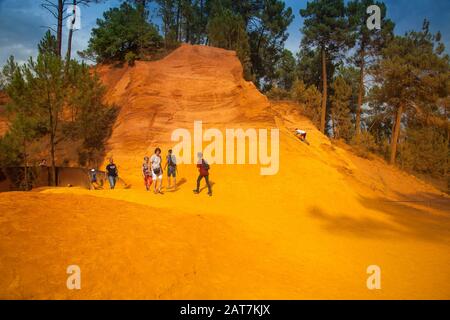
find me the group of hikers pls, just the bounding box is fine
[141,148,177,194]
[89,128,308,194]
[90,148,212,196]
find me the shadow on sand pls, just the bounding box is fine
[309,192,450,244]
[165,178,187,192]
[199,180,215,193]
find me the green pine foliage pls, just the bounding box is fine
[0,32,118,185]
[274,49,296,91]
[399,125,448,177]
[300,0,354,133]
[81,2,163,63]
[207,7,252,80]
[330,76,353,141]
[290,79,322,127]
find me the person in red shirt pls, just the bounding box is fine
[193,152,212,196]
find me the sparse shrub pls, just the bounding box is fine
[398,126,448,177]
[351,131,377,159]
[290,80,322,127]
[267,87,290,100]
[125,52,137,66]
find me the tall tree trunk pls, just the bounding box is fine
[49,113,57,186]
[320,47,328,133]
[200,0,204,43]
[332,114,337,139]
[67,28,73,61]
[66,0,77,61]
[46,84,57,186]
[23,139,29,190]
[390,102,404,165]
[356,47,365,137]
[176,0,181,42]
[56,0,64,57]
[186,23,190,43]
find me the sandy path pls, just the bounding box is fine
[1,167,448,299]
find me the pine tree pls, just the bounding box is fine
[2,57,41,188]
[248,0,293,89]
[156,0,178,48]
[41,0,68,57]
[300,0,353,134]
[3,32,118,185]
[330,76,353,141]
[274,49,296,91]
[347,0,394,137]
[372,20,450,164]
[81,3,163,62]
[207,6,252,79]
[290,79,322,127]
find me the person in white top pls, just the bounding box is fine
[295,128,307,140]
[150,148,163,194]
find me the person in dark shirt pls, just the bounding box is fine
[193,152,212,196]
[106,158,118,189]
[164,149,177,190]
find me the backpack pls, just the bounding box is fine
[202,159,210,171]
[168,155,176,167]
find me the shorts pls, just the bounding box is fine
[167,166,176,178]
[152,170,163,180]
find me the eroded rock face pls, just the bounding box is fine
[96,44,273,174]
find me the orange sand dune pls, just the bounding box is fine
[95,44,274,183]
[0,45,449,299]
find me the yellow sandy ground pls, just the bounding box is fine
[0,45,449,299]
[1,122,449,299]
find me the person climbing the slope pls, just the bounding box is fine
[193,152,212,196]
[295,128,310,145]
[142,156,152,191]
[150,148,163,194]
[164,149,177,190]
[106,158,118,189]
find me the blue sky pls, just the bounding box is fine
[0,0,449,67]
